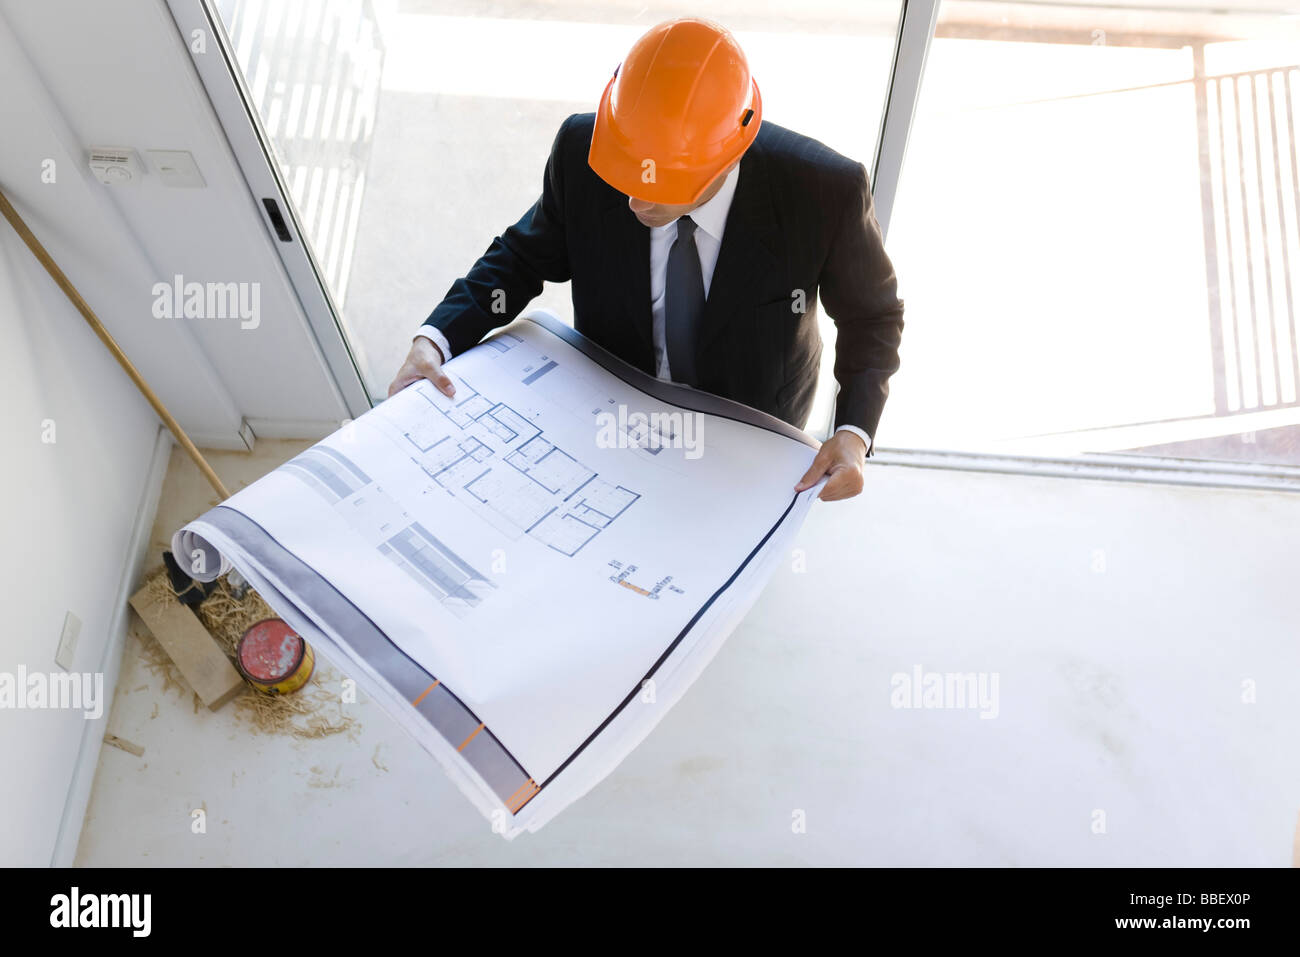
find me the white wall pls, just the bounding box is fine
[0,0,355,448]
[0,0,360,864]
[0,199,168,866]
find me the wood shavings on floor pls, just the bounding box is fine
[134,566,358,740]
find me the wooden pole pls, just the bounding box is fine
[0,185,231,500]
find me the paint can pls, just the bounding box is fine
[236,618,314,694]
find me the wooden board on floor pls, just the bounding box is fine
[129,578,244,710]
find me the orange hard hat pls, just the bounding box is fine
[589,18,762,205]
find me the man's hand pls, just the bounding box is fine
[388,336,456,399]
[794,430,867,502]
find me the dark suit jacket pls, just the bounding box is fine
[421,113,904,453]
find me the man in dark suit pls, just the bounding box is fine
[389,17,904,501]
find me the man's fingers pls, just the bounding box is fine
[412,356,456,397]
[794,449,831,492]
[818,464,864,501]
[388,363,456,400]
[819,470,849,501]
[389,333,455,401]
[432,370,456,398]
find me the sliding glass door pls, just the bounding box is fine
[174,0,918,433]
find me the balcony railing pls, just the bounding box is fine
[1200,60,1300,416]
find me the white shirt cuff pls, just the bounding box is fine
[414,326,452,364]
[835,424,872,453]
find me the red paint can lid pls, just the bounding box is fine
[237,618,304,682]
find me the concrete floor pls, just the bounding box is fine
[75,439,1300,865]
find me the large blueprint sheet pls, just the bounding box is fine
[174,313,822,837]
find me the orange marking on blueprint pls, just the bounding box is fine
[457,722,485,752]
[504,778,537,810]
[411,680,441,707]
[506,780,540,813]
[506,780,538,811]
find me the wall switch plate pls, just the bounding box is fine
[55,611,81,670]
[146,150,206,188]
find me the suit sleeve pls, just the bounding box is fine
[818,161,904,456]
[418,115,575,356]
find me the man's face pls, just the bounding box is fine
[625,161,737,229]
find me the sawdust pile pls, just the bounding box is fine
[135,567,357,740]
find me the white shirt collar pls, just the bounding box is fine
[656,163,740,243]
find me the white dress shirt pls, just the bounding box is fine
[416,163,871,451]
[646,163,738,381]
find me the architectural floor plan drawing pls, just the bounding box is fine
[173,312,824,838]
[280,444,495,618]
[607,559,685,600]
[400,380,639,556]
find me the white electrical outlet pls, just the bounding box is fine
[55,611,81,670]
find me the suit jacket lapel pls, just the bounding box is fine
[698,141,780,355]
[597,140,778,364]
[600,195,654,359]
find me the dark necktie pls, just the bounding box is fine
[664,215,705,387]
